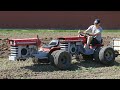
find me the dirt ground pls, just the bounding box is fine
[0,31,120,79]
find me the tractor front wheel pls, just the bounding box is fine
[99,46,115,65]
[93,47,102,62]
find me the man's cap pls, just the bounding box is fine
[94,19,100,24]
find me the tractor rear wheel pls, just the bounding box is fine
[99,46,115,65]
[50,50,72,70]
[49,50,58,66]
[93,47,102,62]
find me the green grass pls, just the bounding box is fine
[0,29,120,33]
[103,30,120,33]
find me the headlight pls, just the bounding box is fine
[10,40,14,45]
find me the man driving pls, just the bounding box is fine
[82,19,103,49]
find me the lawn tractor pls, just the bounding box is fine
[8,33,118,70]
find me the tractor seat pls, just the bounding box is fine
[89,44,104,49]
[90,38,103,46]
[42,45,53,49]
[42,40,59,49]
[94,39,104,46]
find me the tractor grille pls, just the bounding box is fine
[60,43,69,51]
[10,46,18,56]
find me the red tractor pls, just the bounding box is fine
[8,35,41,61]
[9,33,116,70]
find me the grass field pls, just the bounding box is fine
[0,29,120,33]
[0,29,120,79]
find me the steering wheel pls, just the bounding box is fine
[79,32,90,37]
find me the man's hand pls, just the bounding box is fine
[83,31,93,36]
[83,31,86,34]
[87,33,94,36]
[78,30,81,34]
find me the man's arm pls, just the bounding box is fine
[88,30,101,36]
[83,25,92,33]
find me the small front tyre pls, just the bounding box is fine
[99,46,115,65]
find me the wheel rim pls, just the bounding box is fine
[71,48,76,52]
[105,50,113,61]
[21,48,27,55]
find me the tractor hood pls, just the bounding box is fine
[9,38,41,46]
[57,36,87,43]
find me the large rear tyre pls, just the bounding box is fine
[50,50,71,70]
[93,47,102,62]
[99,46,115,65]
[49,50,58,66]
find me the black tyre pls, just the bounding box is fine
[51,50,71,70]
[49,50,58,66]
[17,59,26,61]
[99,46,115,65]
[93,47,102,62]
